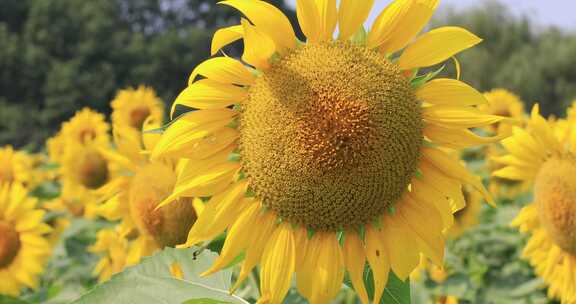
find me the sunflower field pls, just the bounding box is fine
[1,1,576,303]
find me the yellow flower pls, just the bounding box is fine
[0,146,35,187]
[153,1,502,303]
[480,89,525,135]
[496,105,576,303]
[111,86,164,131]
[92,121,199,282]
[447,185,482,238]
[0,183,52,296]
[49,108,114,217]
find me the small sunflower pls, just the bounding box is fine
[479,89,525,135]
[153,1,502,303]
[0,146,36,187]
[448,185,482,238]
[0,183,52,296]
[50,108,114,217]
[111,86,165,131]
[92,122,199,281]
[496,105,576,303]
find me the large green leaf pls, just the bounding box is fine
[71,247,248,304]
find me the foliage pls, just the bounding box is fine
[432,1,576,117]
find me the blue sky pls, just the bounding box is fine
[286,0,576,29]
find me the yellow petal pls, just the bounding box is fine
[172,79,247,115]
[296,0,321,42]
[260,223,295,304]
[423,105,505,129]
[220,0,296,53]
[411,178,453,229]
[397,196,445,265]
[399,26,482,70]
[152,108,237,159]
[424,124,507,149]
[492,167,529,181]
[365,225,390,304]
[16,210,44,232]
[201,203,261,276]
[317,0,338,41]
[297,232,344,304]
[423,147,495,206]
[179,181,248,247]
[343,232,369,304]
[380,0,440,54]
[366,0,410,49]
[381,215,420,281]
[211,25,243,56]
[189,57,255,86]
[231,211,277,293]
[419,160,465,212]
[164,162,239,203]
[417,78,487,106]
[338,0,374,40]
[241,18,276,70]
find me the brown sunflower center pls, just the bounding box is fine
[130,107,151,130]
[129,163,197,248]
[0,221,20,268]
[239,42,423,231]
[78,150,109,189]
[535,156,576,253]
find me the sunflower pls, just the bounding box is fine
[479,89,525,135]
[111,86,165,131]
[448,185,482,238]
[0,146,37,188]
[92,121,199,281]
[48,108,113,218]
[152,1,503,303]
[0,183,52,296]
[495,105,576,303]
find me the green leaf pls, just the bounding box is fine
[182,299,233,304]
[346,267,411,304]
[71,247,248,304]
[0,295,31,304]
[410,65,445,89]
[349,26,367,45]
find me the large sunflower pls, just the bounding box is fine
[0,183,52,296]
[111,86,165,131]
[92,121,199,282]
[495,105,576,303]
[152,1,502,303]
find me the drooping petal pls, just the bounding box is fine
[189,57,255,86]
[211,25,243,56]
[399,26,482,70]
[297,232,344,304]
[381,215,421,281]
[410,178,453,228]
[416,78,487,106]
[201,203,261,276]
[343,231,369,304]
[241,18,276,70]
[168,162,239,199]
[179,181,248,247]
[365,225,390,304]
[338,0,374,40]
[220,0,296,53]
[259,223,295,304]
[231,211,277,292]
[172,79,247,115]
[423,147,494,206]
[379,0,440,54]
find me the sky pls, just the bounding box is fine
[286,0,576,30]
